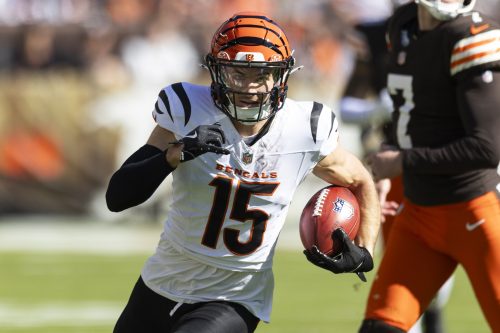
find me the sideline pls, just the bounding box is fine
[0,301,120,328]
[0,216,304,254]
[0,217,161,254]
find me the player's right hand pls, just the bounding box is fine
[303,228,374,282]
[376,179,399,222]
[174,123,230,162]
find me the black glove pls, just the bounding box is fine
[175,123,230,162]
[303,228,373,282]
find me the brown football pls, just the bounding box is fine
[299,185,360,256]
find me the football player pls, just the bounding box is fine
[106,12,380,332]
[360,0,500,332]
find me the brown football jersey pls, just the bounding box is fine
[385,3,500,205]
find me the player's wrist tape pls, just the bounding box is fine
[106,144,175,212]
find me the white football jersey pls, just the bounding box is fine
[146,82,339,271]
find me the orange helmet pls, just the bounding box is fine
[205,12,295,124]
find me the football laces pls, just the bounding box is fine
[313,188,330,216]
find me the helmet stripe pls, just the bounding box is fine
[229,14,288,35]
[220,24,289,55]
[220,36,285,57]
[229,14,276,24]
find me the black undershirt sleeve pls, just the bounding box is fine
[402,70,500,174]
[106,144,175,212]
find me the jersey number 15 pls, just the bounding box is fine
[202,176,279,255]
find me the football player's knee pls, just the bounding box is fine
[359,319,405,333]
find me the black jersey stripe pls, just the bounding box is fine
[154,100,162,113]
[310,102,323,143]
[172,82,191,126]
[328,111,336,138]
[157,90,173,122]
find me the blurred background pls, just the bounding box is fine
[0,0,498,332]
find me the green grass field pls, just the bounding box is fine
[0,249,489,332]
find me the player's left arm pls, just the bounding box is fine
[312,147,380,257]
[402,69,500,174]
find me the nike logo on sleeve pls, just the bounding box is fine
[470,23,490,35]
[465,219,485,231]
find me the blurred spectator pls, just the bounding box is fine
[0,0,93,26]
[82,23,130,92]
[13,24,56,69]
[105,0,156,33]
[120,10,199,87]
[334,0,395,131]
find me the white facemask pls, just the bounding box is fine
[416,0,476,21]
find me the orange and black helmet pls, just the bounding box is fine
[205,12,296,123]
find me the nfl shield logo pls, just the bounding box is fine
[242,152,253,164]
[333,198,354,220]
